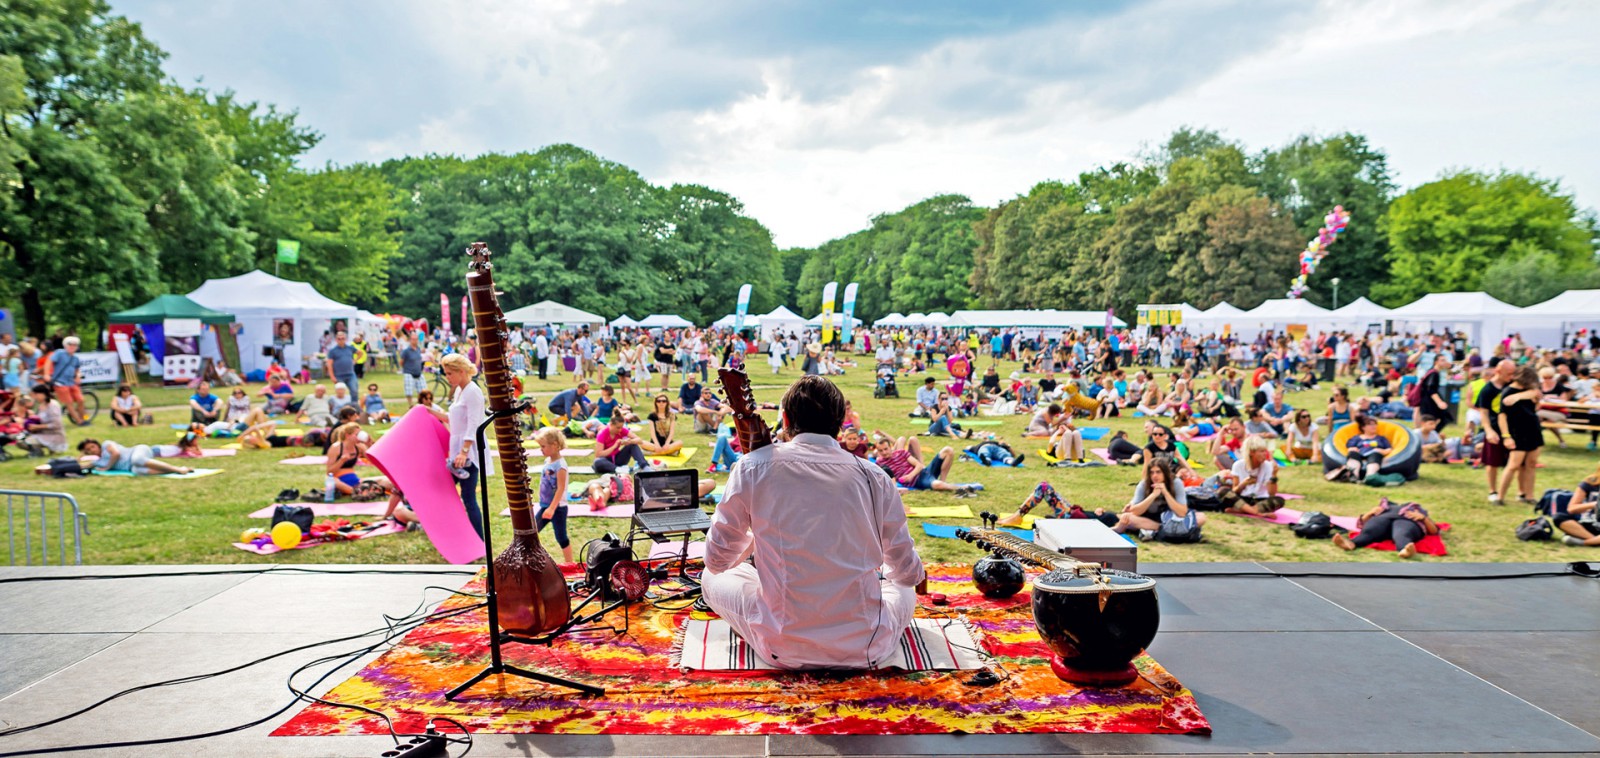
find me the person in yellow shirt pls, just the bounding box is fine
[351,334,370,379]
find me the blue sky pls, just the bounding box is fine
[119,0,1600,248]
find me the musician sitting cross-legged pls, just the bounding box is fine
[703,375,926,670]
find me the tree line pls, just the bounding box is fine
[3,2,1596,338]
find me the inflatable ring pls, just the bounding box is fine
[1321,420,1421,481]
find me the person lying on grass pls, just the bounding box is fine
[1331,497,1437,559]
[870,432,976,499]
[997,481,1114,527]
[74,438,194,476]
[965,439,1024,467]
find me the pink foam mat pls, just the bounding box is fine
[248,502,392,519]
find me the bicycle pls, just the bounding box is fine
[64,388,100,425]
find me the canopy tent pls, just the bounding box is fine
[187,270,361,374]
[636,314,694,329]
[1326,297,1392,333]
[944,309,1125,332]
[609,314,640,328]
[805,314,863,329]
[1190,302,1247,334]
[874,313,906,327]
[108,294,235,325]
[502,300,606,328]
[1389,292,1520,347]
[757,305,807,342]
[1134,303,1203,330]
[1504,289,1600,348]
[1234,299,1331,338]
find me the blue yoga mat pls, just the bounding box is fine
[961,450,1023,467]
[1079,427,1111,441]
[921,523,1031,541]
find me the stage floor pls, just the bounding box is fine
[1,562,1597,757]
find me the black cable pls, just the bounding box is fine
[0,566,478,585]
[1149,561,1596,581]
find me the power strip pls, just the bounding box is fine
[378,731,448,758]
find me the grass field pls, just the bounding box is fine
[3,357,1595,566]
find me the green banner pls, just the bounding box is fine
[276,239,300,264]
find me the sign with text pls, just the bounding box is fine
[78,351,121,385]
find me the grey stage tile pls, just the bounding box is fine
[0,633,128,698]
[0,572,254,633]
[768,630,1600,755]
[1258,561,1576,578]
[144,571,475,635]
[1148,574,1375,632]
[1400,631,1600,736]
[1290,572,1600,632]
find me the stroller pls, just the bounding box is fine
[873,364,900,399]
[0,390,39,462]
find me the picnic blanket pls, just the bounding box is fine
[675,617,984,671]
[231,520,407,554]
[904,504,977,519]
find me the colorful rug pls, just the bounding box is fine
[273,564,1209,737]
[676,617,984,671]
[231,520,406,554]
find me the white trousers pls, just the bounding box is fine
[702,563,917,670]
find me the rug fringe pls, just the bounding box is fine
[668,616,690,669]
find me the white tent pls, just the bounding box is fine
[1504,289,1600,348]
[610,314,640,328]
[874,313,906,327]
[758,305,807,342]
[1184,302,1247,335]
[637,314,694,329]
[1235,299,1331,338]
[1327,297,1391,333]
[187,270,361,374]
[503,300,606,328]
[1390,292,1520,346]
[806,314,863,329]
[944,309,1125,332]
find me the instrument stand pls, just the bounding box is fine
[629,526,704,604]
[445,406,605,701]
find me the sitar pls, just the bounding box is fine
[716,367,773,455]
[467,242,571,635]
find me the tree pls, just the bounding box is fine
[1372,170,1598,305]
[255,165,400,307]
[1169,186,1303,309]
[656,183,781,323]
[1481,249,1600,307]
[1256,133,1394,305]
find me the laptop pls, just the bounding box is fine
[632,468,713,537]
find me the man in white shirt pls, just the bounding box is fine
[703,376,925,669]
[534,329,550,380]
[912,376,939,417]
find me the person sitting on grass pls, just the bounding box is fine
[323,422,368,499]
[1553,463,1600,547]
[189,381,222,425]
[694,389,726,434]
[110,384,143,427]
[329,382,355,418]
[1116,458,1205,540]
[1325,414,1391,483]
[1243,406,1279,439]
[1105,429,1143,464]
[1261,391,1294,436]
[1016,378,1039,413]
[1025,403,1064,437]
[1093,377,1122,419]
[965,438,1024,467]
[1282,410,1322,464]
[298,384,334,427]
[363,384,391,423]
[1172,407,1218,442]
[1141,424,1195,479]
[927,392,974,438]
[1210,416,1247,470]
[642,394,684,456]
[1332,497,1437,559]
[871,432,976,498]
[20,384,68,455]
[998,481,1114,527]
[838,426,871,459]
[1223,436,1284,514]
[75,438,194,476]
[594,413,650,474]
[260,375,295,415]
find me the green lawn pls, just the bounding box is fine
[2,358,1594,566]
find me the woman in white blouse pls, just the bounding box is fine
[433,354,491,539]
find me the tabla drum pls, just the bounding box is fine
[1031,568,1160,686]
[972,553,1026,599]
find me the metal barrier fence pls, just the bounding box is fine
[4,489,91,565]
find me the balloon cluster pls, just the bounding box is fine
[1288,205,1351,299]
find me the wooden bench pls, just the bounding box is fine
[1540,399,1600,434]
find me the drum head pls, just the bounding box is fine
[1034,568,1156,594]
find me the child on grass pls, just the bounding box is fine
[532,426,574,563]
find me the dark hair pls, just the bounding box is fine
[77,438,100,452]
[337,406,360,421]
[1419,414,1438,424]
[781,375,846,437]
[1355,414,1377,429]
[924,376,936,385]
[31,383,53,399]
[1046,403,1063,416]
[118,384,132,394]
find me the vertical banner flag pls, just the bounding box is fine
[461,297,469,338]
[840,282,859,345]
[820,282,838,345]
[275,239,300,264]
[1105,308,1115,331]
[734,284,752,332]
[441,293,451,336]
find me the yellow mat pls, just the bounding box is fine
[905,504,978,519]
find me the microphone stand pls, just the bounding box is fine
[445,403,603,700]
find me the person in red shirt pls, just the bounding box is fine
[870,433,975,497]
[838,427,871,458]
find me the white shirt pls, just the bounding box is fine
[534,334,549,359]
[1231,456,1274,498]
[447,381,493,476]
[705,433,924,669]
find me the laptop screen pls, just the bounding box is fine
[635,469,698,512]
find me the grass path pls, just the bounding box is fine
[2,359,1595,565]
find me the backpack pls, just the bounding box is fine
[1515,516,1553,542]
[1536,488,1573,516]
[270,504,314,534]
[1289,511,1334,539]
[1155,512,1203,543]
[1405,370,1434,407]
[47,458,84,478]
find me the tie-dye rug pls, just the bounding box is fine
[272,564,1210,737]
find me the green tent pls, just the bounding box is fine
[108,294,235,325]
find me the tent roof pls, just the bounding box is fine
[637,314,694,328]
[805,314,862,327]
[1330,296,1391,318]
[108,294,235,325]
[759,305,805,322]
[1201,302,1246,317]
[610,314,640,327]
[946,309,1126,329]
[1244,298,1331,320]
[1520,289,1600,317]
[187,270,356,319]
[874,313,906,326]
[1390,292,1517,319]
[502,300,605,325]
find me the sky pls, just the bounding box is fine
[118,0,1600,249]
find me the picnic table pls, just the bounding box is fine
[1539,397,1600,434]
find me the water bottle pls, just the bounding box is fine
[324,473,337,503]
